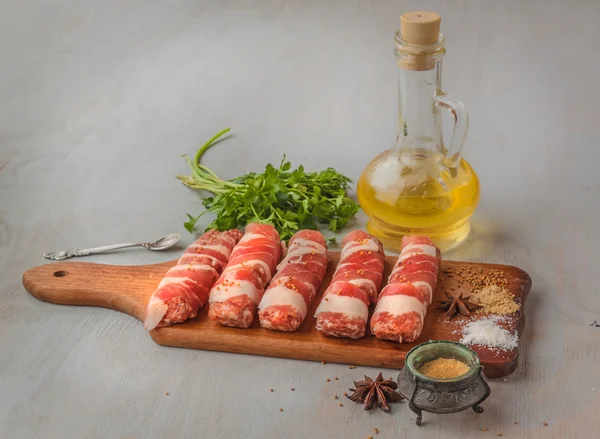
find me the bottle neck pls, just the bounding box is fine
[395,31,446,152]
[397,62,442,149]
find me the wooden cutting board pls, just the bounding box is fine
[22,254,531,378]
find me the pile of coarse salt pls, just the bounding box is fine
[459,316,518,351]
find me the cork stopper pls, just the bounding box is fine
[400,11,441,45]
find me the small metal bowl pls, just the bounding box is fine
[397,340,491,426]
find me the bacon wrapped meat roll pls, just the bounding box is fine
[258,230,328,332]
[144,229,242,330]
[314,231,385,339]
[208,223,282,328]
[370,236,441,342]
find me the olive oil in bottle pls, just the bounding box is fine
[357,11,480,251]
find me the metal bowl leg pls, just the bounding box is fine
[472,367,491,414]
[408,377,423,426]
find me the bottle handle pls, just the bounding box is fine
[435,92,469,169]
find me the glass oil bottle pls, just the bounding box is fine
[357,11,479,251]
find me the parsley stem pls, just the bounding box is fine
[250,203,261,220]
[183,128,241,192]
[193,128,231,174]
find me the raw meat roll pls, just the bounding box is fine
[258,230,328,332]
[144,229,242,330]
[208,223,282,328]
[391,235,441,305]
[370,235,441,342]
[314,231,385,339]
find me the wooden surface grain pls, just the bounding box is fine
[22,255,531,377]
[2,0,600,438]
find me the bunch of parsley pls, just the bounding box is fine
[178,128,360,241]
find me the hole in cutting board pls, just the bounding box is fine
[53,270,69,277]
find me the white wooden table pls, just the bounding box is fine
[1,1,599,438]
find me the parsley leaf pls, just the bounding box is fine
[177,129,360,241]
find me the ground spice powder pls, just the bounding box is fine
[470,285,519,315]
[419,358,470,379]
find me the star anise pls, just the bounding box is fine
[437,292,483,318]
[347,372,403,411]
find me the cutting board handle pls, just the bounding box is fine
[22,261,165,321]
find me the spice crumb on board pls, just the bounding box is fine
[339,403,343,407]
[270,388,274,392]
[349,365,357,369]
[464,268,509,290]
[279,408,283,412]
[291,388,295,391]
[326,378,331,382]
[543,422,548,426]
[470,285,519,315]
[165,392,169,396]
[321,361,326,365]
[343,392,348,397]
[482,427,488,431]
[514,421,518,424]
[497,433,503,437]
[374,427,379,434]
